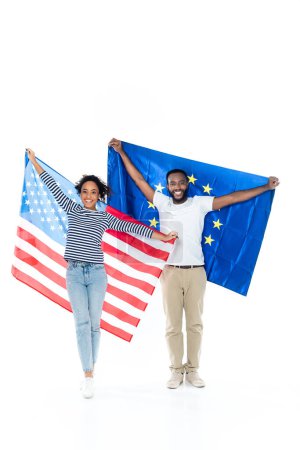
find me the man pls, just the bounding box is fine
[108,138,280,389]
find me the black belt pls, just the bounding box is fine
[167,265,204,269]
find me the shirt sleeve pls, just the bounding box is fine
[105,212,153,239]
[153,191,170,210]
[196,195,215,214]
[40,171,81,213]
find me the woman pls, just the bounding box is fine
[26,149,177,399]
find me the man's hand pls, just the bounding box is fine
[108,138,123,154]
[268,176,280,190]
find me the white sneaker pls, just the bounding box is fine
[81,377,94,399]
[186,371,205,388]
[166,372,184,389]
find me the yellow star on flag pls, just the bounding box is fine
[204,235,215,246]
[203,183,213,195]
[147,201,155,209]
[213,219,223,230]
[188,174,197,184]
[154,183,165,193]
[149,217,159,228]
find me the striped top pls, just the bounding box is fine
[40,171,154,264]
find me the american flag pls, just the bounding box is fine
[11,153,174,342]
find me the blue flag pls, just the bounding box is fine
[107,142,275,296]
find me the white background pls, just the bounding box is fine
[1,1,299,449]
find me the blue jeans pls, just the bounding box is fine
[66,261,107,373]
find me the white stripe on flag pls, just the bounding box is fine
[18,216,65,256]
[12,256,69,300]
[106,275,151,304]
[104,253,158,286]
[101,310,136,336]
[15,236,66,277]
[104,292,144,320]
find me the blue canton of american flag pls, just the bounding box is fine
[12,152,175,342]
[21,157,83,242]
[108,142,275,296]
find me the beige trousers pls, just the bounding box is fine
[160,265,207,373]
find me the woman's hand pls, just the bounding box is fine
[151,230,178,242]
[162,231,178,242]
[26,148,44,175]
[26,148,36,163]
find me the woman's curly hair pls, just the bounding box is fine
[75,175,110,200]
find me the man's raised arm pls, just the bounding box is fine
[213,176,280,210]
[108,138,155,203]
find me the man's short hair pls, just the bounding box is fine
[166,169,188,183]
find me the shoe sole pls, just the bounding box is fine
[167,381,183,389]
[186,380,205,388]
[82,393,94,398]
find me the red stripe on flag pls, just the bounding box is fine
[102,241,161,277]
[105,263,154,295]
[17,227,67,267]
[102,301,140,327]
[14,247,66,289]
[11,265,71,312]
[106,284,147,311]
[106,229,170,261]
[100,318,133,342]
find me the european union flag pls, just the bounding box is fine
[107,142,275,296]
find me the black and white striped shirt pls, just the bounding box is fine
[40,171,153,264]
